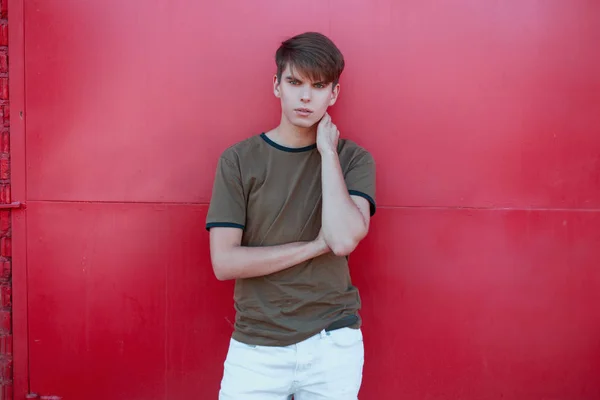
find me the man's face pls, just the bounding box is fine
[274,64,340,129]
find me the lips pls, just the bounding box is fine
[294,108,313,116]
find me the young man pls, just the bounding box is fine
[206,31,376,400]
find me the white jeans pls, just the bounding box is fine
[218,327,365,400]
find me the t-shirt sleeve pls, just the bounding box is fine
[345,150,377,216]
[205,155,246,231]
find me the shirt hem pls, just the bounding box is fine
[231,316,362,347]
[348,190,376,216]
[205,222,245,231]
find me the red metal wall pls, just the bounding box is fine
[11,1,600,399]
[0,0,13,398]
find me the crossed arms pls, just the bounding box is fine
[209,165,371,281]
[209,194,370,281]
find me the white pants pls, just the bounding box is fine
[219,327,365,400]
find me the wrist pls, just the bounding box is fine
[310,237,330,255]
[319,147,337,158]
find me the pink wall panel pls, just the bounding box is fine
[329,1,600,209]
[25,204,600,399]
[26,202,234,399]
[24,0,330,203]
[354,208,600,399]
[18,0,600,399]
[24,0,600,207]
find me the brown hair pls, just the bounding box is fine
[275,32,345,86]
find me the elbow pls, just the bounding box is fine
[329,238,359,257]
[211,256,234,281]
[213,268,231,281]
[328,228,367,257]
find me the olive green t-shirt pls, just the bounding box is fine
[206,132,376,346]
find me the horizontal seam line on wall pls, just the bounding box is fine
[24,200,600,212]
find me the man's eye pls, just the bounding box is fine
[290,80,299,85]
[314,83,325,88]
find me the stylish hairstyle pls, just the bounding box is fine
[275,32,345,86]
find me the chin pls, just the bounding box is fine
[287,115,316,129]
[292,119,315,129]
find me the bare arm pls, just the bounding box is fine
[209,227,330,281]
[317,113,371,256]
[320,150,371,255]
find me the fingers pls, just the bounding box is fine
[325,114,336,131]
[318,113,331,127]
[317,113,339,138]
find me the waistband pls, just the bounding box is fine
[325,314,359,332]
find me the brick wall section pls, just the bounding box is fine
[0,0,12,399]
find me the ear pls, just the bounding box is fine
[329,83,340,106]
[273,74,281,98]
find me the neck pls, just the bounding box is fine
[266,113,317,149]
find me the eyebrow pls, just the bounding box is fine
[285,75,327,85]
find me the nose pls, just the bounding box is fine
[300,87,311,103]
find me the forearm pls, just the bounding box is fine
[212,239,329,281]
[320,150,367,255]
